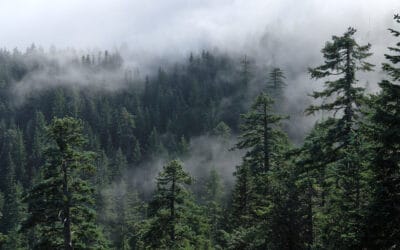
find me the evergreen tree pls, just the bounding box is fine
[307,27,373,248]
[212,121,232,141]
[23,117,108,249]
[363,14,400,249]
[147,127,166,158]
[235,92,285,175]
[28,111,47,183]
[230,92,298,249]
[102,181,144,250]
[267,67,286,107]
[203,167,224,246]
[143,160,209,249]
[111,148,128,182]
[0,154,24,240]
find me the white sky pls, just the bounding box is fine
[0,0,399,54]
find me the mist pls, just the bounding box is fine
[114,135,242,200]
[2,0,400,195]
[1,1,398,57]
[3,1,398,141]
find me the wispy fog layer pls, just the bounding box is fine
[0,1,398,56]
[123,135,242,198]
[3,1,399,132]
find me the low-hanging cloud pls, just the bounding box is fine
[1,0,398,55]
[120,135,243,199]
[2,0,400,140]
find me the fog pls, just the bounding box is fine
[3,0,399,117]
[2,0,400,190]
[1,1,398,56]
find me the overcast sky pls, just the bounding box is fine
[0,0,399,55]
[3,0,399,141]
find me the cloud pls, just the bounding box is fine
[122,135,242,198]
[1,0,398,54]
[2,0,399,139]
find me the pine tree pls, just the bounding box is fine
[0,154,23,235]
[235,92,285,175]
[230,92,298,249]
[307,27,373,248]
[239,55,251,88]
[176,135,189,156]
[147,127,166,158]
[23,117,108,249]
[28,111,47,183]
[102,180,144,250]
[114,107,136,163]
[212,121,231,141]
[267,67,286,107]
[143,160,209,249]
[363,14,400,249]
[203,167,224,245]
[230,163,255,229]
[111,148,128,182]
[294,123,332,248]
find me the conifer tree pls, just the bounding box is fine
[307,27,373,248]
[23,117,108,249]
[28,111,47,183]
[143,160,209,249]
[363,14,400,249]
[102,181,144,250]
[267,67,286,106]
[111,148,128,182]
[0,153,26,250]
[229,92,292,249]
[230,163,255,229]
[235,92,285,175]
[203,167,224,245]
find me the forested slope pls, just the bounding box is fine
[0,15,399,250]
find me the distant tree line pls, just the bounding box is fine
[0,14,399,250]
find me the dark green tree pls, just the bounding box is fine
[307,27,374,248]
[267,67,287,107]
[235,92,285,175]
[102,181,144,250]
[23,117,108,249]
[203,167,224,245]
[363,14,400,249]
[229,92,294,249]
[28,111,47,183]
[143,160,209,249]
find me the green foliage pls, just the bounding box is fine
[23,117,108,249]
[203,167,224,246]
[363,14,400,249]
[267,67,287,107]
[228,90,303,249]
[235,92,286,174]
[143,160,210,249]
[304,27,374,249]
[0,23,399,249]
[212,121,232,140]
[101,181,145,250]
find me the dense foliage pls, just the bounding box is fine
[0,14,399,250]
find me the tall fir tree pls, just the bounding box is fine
[307,27,373,248]
[143,160,209,249]
[203,167,224,246]
[23,117,108,249]
[229,92,295,249]
[363,14,400,249]
[267,67,287,108]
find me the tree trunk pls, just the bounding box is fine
[263,103,269,173]
[62,160,73,250]
[170,171,176,247]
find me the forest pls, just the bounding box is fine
[0,7,399,250]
